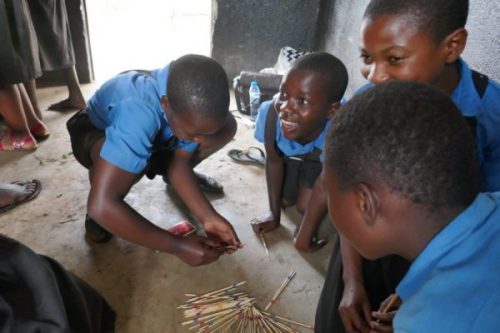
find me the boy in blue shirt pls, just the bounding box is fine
[323,81,500,333]
[67,54,241,266]
[251,52,348,252]
[315,1,500,331]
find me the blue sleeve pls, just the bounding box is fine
[175,140,199,153]
[254,100,273,143]
[100,99,160,174]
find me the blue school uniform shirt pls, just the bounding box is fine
[394,192,500,333]
[253,100,332,161]
[87,65,198,174]
[357,58,500,191]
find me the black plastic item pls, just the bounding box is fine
[233,71,282,115]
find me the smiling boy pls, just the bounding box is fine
[251,52,348,252]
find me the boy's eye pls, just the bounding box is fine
[297,98,310,106]
[360,53,372,64]
[388,56,403,64]
[279,92,287,100]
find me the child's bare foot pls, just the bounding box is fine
[30,122,50,141]
[0,130,37,151]
[251,211,280,233]
[48,97,87,111]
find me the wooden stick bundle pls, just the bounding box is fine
[179,281,312,332]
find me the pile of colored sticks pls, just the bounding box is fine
[179,279,313,332]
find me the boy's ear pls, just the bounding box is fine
[443,28,468,64]
[160,95,169,110]
[328,101,342,118]
[356,182,380,227]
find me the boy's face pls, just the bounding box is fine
[275,68,337,144]
[162,98,225,144]
[322,168,386,259]
[360,15,449,85]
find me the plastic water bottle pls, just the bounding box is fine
[249,81,261,120]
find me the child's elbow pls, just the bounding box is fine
[293,237,309,252]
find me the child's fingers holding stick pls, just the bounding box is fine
[370,293,401,332]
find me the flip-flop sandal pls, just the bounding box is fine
[195,172,224,194]
[228,146,266,166]
[0,179,42,214]
[163,172,224,195]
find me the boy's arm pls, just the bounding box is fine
[167,148,241,249]
[251,141,285,233]
[338,236,373,332]
[88,157,223,266]
[293,176,328,252]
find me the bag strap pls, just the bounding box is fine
[264,102,278,150]
[471,69,489,98]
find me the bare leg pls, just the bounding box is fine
[48,66,86,111]
[24,80,43,119]
[0,85,37,151]
[19,84,50,140]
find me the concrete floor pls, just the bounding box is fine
[0,83,337,332]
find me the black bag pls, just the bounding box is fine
[233,71,282,115]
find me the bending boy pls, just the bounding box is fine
[251,52,348,252]
[323,81,500,332]
[67,54,240,266]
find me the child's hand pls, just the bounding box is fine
[250,211,280,233]
[339,280,372,333]
[369,294,401,333]
[174,236,224,266]
[203,216,241,253]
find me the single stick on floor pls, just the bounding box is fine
[260,233,270,256]
[265,270,297,311]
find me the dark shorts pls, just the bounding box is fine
[67,109,176,176]
[282,157,322,203]
[66,109,104,169]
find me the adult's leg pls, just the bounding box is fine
[23,79,43,119]
[19,83,50,140]
[49,66,87,111]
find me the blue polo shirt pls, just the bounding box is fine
[254,100,332,161]
[394,192,500,332]
[451,59,500,192]
[87,65,198,174]
[357,58,500,191]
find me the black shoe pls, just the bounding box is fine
[163,172,224,194]
[85,215,113,243]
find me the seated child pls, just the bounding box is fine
[251,52,348,252]
[67,54,241,266]
[322,81,500,333]
[0,235,116,331]
[315,0,500,331]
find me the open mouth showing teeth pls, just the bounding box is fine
[280,119,299,131]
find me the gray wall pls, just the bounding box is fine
[211,0,321,80]
[316,0,500,98]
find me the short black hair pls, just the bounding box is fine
[291,52,348,103]
[363,0,469,43]
[167,54,229,121]
[324,81,481,213]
